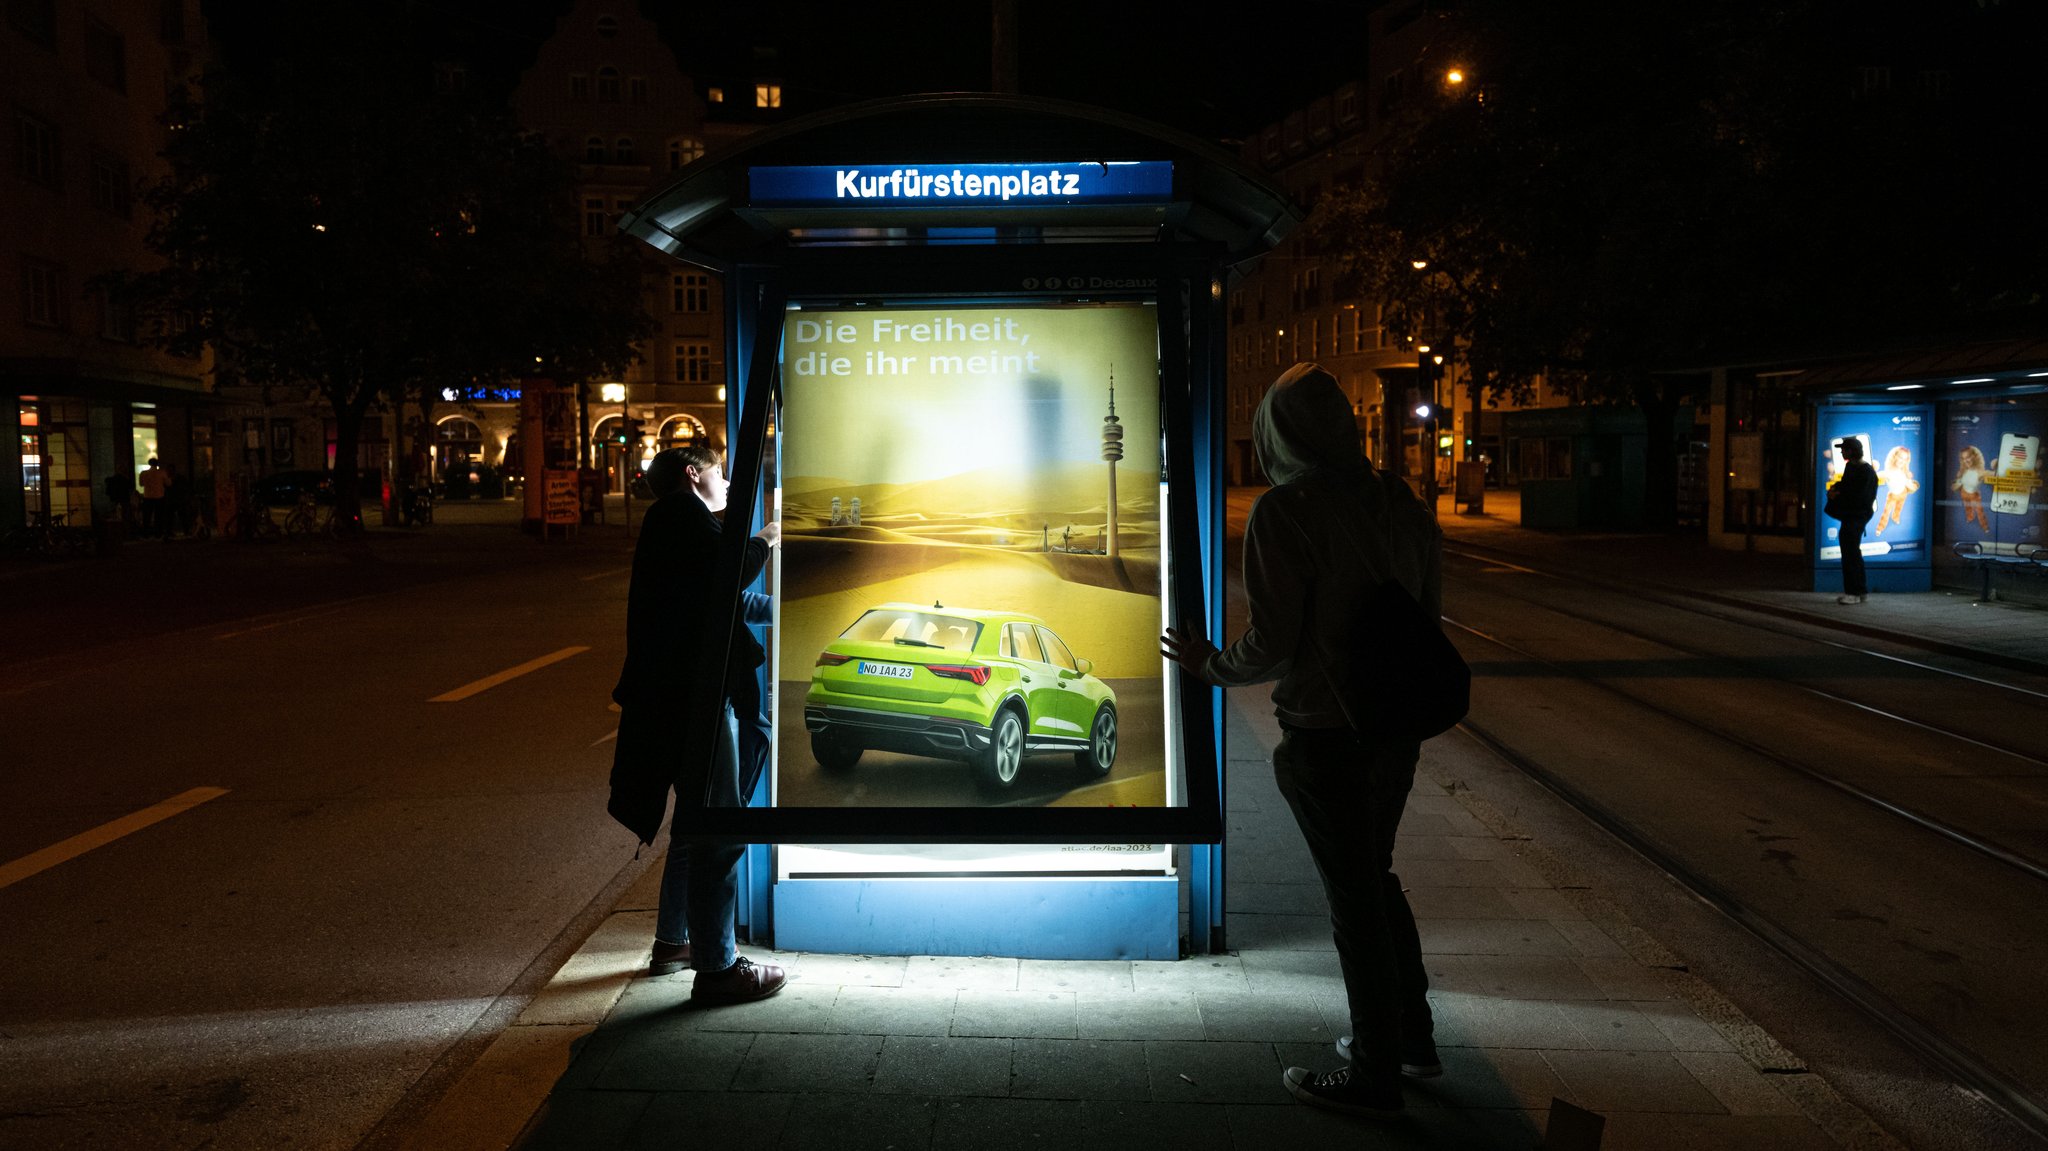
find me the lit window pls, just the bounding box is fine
[755,83,781,109]
[667,136,704,170]
[597,66,621,103]
[707,86,724,104]
[675,341,713,382]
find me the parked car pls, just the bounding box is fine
[250,469,383,507]
[804,603,1118,792]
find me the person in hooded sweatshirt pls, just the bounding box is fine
[1163,362,1442,1120]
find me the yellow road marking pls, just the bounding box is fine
[431,646,590,702]
[0,787,229,890]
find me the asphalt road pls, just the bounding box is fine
[0,526,648,1151]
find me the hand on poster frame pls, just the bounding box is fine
[1160,627,1217,682]
[754,521,780,548]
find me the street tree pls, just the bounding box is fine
[1316,0,2047,526]
[130,28,649,527]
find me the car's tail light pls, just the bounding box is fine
[926,663,991,686]
[816,652,854,667]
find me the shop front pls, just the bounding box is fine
[619,94,1300,958]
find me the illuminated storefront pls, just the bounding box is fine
[620,95,1300,958]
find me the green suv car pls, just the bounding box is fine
[804,603,1119,792]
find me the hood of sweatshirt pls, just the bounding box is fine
[1253,362,1367,486]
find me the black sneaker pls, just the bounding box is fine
[1335,1035,1443,1078]
[1282,1066,1403,1119]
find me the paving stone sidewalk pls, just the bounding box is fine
[465,684,1891,1151]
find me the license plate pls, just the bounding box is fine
[857,661,914,680]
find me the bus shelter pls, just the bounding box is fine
[619,94,1300,959]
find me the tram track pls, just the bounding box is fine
[1456,717,2048,1144]
[1437,600,2048,886]
[1437,546,2048,1143]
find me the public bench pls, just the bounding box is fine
[1951,539,2046,601]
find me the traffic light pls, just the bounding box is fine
[619,418,643,444]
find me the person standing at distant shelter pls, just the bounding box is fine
[1828,438,1879,604]
[608,444,786,1004]
[138,458,170,537]
[1161,362,1442,1121]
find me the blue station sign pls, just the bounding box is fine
[748,161,1174,209]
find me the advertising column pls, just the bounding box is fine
[1815,404,1933,592]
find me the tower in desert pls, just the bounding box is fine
[1101,368,1123,557]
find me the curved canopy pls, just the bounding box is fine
[618,93,1302,270]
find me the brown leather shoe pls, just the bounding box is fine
[691,956,786,1005]
[647,940,691,977]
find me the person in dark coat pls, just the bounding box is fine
[608,443,785,1004]
[1829,437,1879,605]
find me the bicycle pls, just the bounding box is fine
[222,502,282,541]
[1,510,94,559]
[283,492,321,537]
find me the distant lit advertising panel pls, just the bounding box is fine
[749,162,1173,208]
[1815,405,1930,564]
[1942,402,2045,548]
[773,303,1172,814]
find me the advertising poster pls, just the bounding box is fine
[775,303,1167,810]
[1942,405,2044,547]
[1816,406,1929,564]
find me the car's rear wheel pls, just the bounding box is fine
[811,729,862,771]
[976,707,1026,792]
[1075,703,1117,777]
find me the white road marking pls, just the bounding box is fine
[0,787,229,890]
[430,646,590,702]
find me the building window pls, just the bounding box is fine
[568,73,589,101]
[755,83,781,109]
[157,0,185,44]
[7,0,56,46]
[16,111,58,187]
[675,341,712,383]
[433,63,467,94]
[89,153,131,217]
[97,289,136,342]
[667,136,703,170]
[583,197,607,236]
[595,13,618,37]
[596,66,621,103]
[1329,312,1341,357]
[584,136,606,163]
[629,77,647,105]
[21,258,60,327]
[707,86,725,104]
[84,17,127,93]
[613,137,636,164]
[672,272,709,313]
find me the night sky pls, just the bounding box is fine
[198,0,1379,142]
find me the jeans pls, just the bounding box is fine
[1273,723,1435,1083]
[1840,518,1868,596]
[654,702,744,973]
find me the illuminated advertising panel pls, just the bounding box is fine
[1943,403,2045,548]
[1816,405,1930,565]
[772,302,1175,876]
[775,302,1170,803]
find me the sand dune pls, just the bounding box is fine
[784,461,1160,529]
